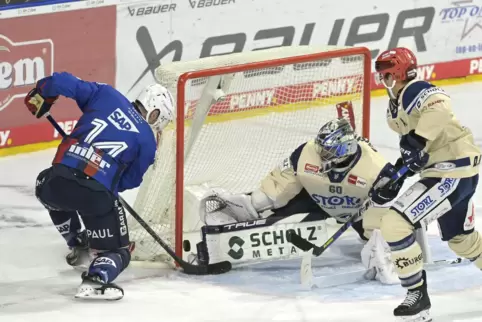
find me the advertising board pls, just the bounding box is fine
[0,6,116,150]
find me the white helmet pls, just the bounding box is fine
[135,84,175,132]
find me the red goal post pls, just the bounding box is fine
[129,46,372,265]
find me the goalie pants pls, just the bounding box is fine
[272,188,367,240]
[35,164,131,279]
[381,175,482,289]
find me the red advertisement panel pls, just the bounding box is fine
[0,6,116,149]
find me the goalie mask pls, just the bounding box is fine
[134,84,175,132]
[314,118,358,173]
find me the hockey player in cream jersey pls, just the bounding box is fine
[373,47,482,321]
[201,117,400,284]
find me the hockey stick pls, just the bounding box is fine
[288,166,409,257]
[45,114,232,275]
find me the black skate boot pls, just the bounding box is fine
[74,271,124,301]
[66,231,92,269]
[394,270,432,322]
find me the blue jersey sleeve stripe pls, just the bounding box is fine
[290,143,307,173]
[402,81,435,115]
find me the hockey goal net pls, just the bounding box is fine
[129,45,371,265]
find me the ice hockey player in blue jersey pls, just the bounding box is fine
[24,72,175,300]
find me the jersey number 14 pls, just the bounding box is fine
[85,118,128,157]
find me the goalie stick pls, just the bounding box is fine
[46,113,232,275]
[287,166,409,257]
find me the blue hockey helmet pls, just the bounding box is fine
[315,118,358,168]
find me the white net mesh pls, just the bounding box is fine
[129,46,369,264]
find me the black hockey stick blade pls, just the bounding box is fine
[183,260,232,275]
[119,196,232,275]
[287,217,354,257]
[286,230,317,252]
[46,114,232,276]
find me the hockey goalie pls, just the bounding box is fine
[196,117,403,284]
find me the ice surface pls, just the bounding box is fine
[2,82,482,322]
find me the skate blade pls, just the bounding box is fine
[397,309,432,322]
[74,285,124,301]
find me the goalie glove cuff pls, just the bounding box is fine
[250,189,274,213]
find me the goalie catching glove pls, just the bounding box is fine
[200,189,274,225]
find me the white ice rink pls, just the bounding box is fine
[2,82,482,322]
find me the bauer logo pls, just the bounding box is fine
[127,3,176,17]
[188,0,235,9]
[0,35,54,112]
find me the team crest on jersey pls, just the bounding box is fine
[304,163,322,175]
[347,174,367,188]
[108,108,140,133]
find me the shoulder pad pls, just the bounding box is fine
[402,81,448,114]
[289,142,308,173]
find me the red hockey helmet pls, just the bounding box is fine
[375,48,417,86]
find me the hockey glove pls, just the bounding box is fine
[369,163,405,205]
[394,157,415,177]
[399,130,429,173]
[24,78,59,118]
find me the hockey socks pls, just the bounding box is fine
[88,250,130,284]
[75,249,130,300]
[49,210,82,246]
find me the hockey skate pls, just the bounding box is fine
[66,231,93,269]
[74,271,124,301]
[394,271,432,322]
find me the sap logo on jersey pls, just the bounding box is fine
[312,194,361,209]
[55,218,71,234]
[68,144,111,170]
[93,257,117,268]
[410,196,436,218]
[108,108,139,133]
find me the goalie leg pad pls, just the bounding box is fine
[200,213,328,266]
[361,229,399,284]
